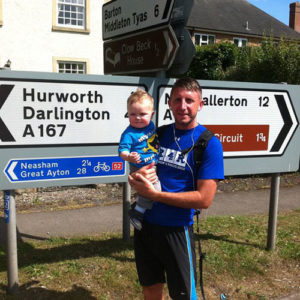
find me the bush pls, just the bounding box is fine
[186,42,237,80]
[187,38,300,84]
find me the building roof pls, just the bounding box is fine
[187,0,300,40]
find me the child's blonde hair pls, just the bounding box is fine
[127,89,154,111]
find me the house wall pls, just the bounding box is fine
[215,33,261,46]
[191,29,262,47]
[289,2,300,33]
[0,0,103,74]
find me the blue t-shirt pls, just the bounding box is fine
[118,121,158,168]
[144,123,224,226]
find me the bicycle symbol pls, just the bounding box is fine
[93,162,110,172]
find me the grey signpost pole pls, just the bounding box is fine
[267,173,281,251]
[122,182,131,241]
[4,190,19,294]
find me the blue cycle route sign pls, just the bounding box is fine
[4,156,125,183]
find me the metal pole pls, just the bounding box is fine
[4,190,19,294]
[267,173,280,251]
[122,182,131,241]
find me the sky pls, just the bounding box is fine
[247,0,295,25]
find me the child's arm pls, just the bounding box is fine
[120,151,141,164]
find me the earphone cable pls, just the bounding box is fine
[173,124,196,190]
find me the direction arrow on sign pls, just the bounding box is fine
[102,0,174,40]
[167,27,195,75]
[157,86,299,157]
[167,0,195,75]
[104,25,179,74]
[4,156,125,183]
[0,84,15,142]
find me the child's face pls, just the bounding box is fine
[128,100,154,129]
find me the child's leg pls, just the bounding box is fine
[129,166,161,230]
[135,179,161,211]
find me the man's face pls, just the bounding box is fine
[168,87,203,130]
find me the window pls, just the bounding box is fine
[194,34,215,46]
[52,0,90,33]
[58,0,85,28]
[58,61,86,73]
[53,57,90,74]
[233,38,248,47]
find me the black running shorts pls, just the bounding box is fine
[134,221,198,300]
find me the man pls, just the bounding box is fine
[129,77,224,300]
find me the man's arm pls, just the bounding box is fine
[128,172,218,209]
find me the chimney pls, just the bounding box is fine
[289,2,300,32]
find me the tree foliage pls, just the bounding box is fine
[186,38,300,84]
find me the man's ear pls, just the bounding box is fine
[151,111,155,118]
[198,100,204,111]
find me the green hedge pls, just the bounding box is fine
[186,38,300,84]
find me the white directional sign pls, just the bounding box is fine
[0,72,299,187]
[102,0,174,40]
[157,86,298,157]
[0,81,145,146]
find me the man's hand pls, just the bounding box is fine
[131,161,158,184]
[128,172,157,199]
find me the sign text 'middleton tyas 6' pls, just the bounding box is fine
[102,0,174,40]
[157,86,298,158]
[103,26,179,74]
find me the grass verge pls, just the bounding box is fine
[0,210,299,299]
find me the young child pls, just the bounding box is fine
[119,89,160,230]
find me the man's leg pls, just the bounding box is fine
[143,283,164,300]
[134,224,166,299]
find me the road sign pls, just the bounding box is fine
[157,86,298,157]
[102,0,174,40]
[4,156,125,183]
[167,27,195,75]
[0,71,299,182]
[0,80,145,146]
[170,0,193,25]
[104,26,179,74]
[167,0,195,75]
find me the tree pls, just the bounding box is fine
[186,42,237,80]
[186,38,300,84]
